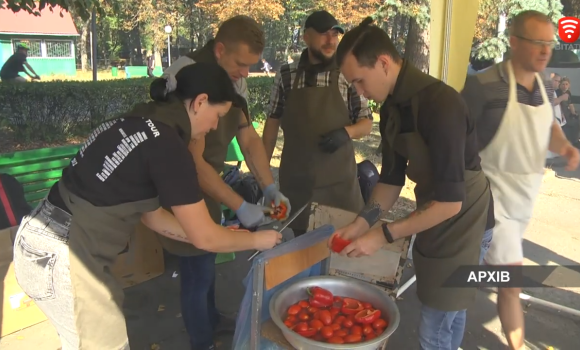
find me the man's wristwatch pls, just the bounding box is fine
[381,222,395,244]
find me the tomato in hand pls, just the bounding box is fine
[372,318,388,330]
[287,304,301,316]
[320,326,334,339]
[344,333,363,343]
[309,319,324,331]
[331,235,352,253]
[270,202,288,220]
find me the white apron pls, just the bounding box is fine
[480,61,553,265]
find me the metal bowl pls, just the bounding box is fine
[269,275,400,350]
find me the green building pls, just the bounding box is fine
[0,7,79,78]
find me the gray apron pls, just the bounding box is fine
[278,66,364,233]
[386,94,491,311]
[156,41,250,256]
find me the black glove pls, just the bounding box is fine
[318,127,350,153]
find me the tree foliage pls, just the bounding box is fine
[1,0,107,21]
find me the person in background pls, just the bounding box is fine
[262,10,372,237]
[461,11,580,350]
[12,62,281,350]
[331,17,493,350]
[146,50,156,77]
[551,73,566,127]
[161,15,291,350]
[261,58,272,77]
[0,43,40,82]
[557,77,580,146]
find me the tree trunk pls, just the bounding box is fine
[79,20,90,71]
[404,17,430,73]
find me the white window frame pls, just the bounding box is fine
[11,38,75,59]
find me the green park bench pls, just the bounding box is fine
[124,66,164,78]
[0,123,259,265]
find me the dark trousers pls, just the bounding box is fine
[179,253,220,350]
[147,68,155,78]
[563,117,580,145]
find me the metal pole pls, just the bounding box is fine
[167,35,171,67]
[91,9,98,81]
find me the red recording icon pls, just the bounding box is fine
[558,17,580,43]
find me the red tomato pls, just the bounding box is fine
[320,326,334,339]
[334,315,346,325]
[331,235,352,253]
[284,320,294,328]
[298,311,310,321]
[299,300,310,308]
[307,306,319,314]
[351,325,363,335]
[362,302,372,309]
[330,323,341,331]
[372,318,388,329]
[375,327,384,335]
[309,319,324,331]
[319,310,332,326]
[363,324,374,335]
[330,308,340,320]
[335,329,349,337]
[365,332,377,340]
[287,304,301,316]
[344,333,363,343]
[327,336,345,344]
[342,318,354,328]
[294,322,308,332]
[286,315,297,323]
[333,296,343,303]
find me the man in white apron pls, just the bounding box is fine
[461,11,579,350]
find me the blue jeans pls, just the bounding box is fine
[418,228,493,350]
[179,253,220,350]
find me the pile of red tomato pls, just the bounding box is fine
[282,286,389,344]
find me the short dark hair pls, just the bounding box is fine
[336,17,402,68]
[509,10,552,37]
[215,15,265,55]
[150,62,238,106]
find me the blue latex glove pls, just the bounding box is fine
[263,184,291,220]
[235,201,273,228]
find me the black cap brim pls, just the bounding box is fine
[312,24,345,34]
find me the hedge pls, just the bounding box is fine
[0,76,274,143]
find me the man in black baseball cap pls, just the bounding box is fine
[304,10,345,35]
[261,10,373,237]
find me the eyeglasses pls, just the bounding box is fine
[514,35,556,49]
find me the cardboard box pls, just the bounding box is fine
[0,226,47,338]
[0,222,164,337]
[111,222,165,289]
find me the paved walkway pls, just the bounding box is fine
[1,160,579,349]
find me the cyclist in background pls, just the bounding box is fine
[0,43,40,83]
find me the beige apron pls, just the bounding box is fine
[382,61,491,310]
[156,41,250,256]
[278,65,364,233]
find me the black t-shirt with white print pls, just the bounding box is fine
[48,117,202,211]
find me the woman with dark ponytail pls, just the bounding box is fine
[12,62,281,350]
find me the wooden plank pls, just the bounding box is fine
[264,240,330,291]
[25,190,50,203]
[15,169,64,185]
[3,158,71,177]
[0,144,81,167]
[23,179,58,194]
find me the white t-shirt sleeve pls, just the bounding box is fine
[163,56,196,77]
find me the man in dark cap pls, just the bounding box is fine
[262,10,373,236]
